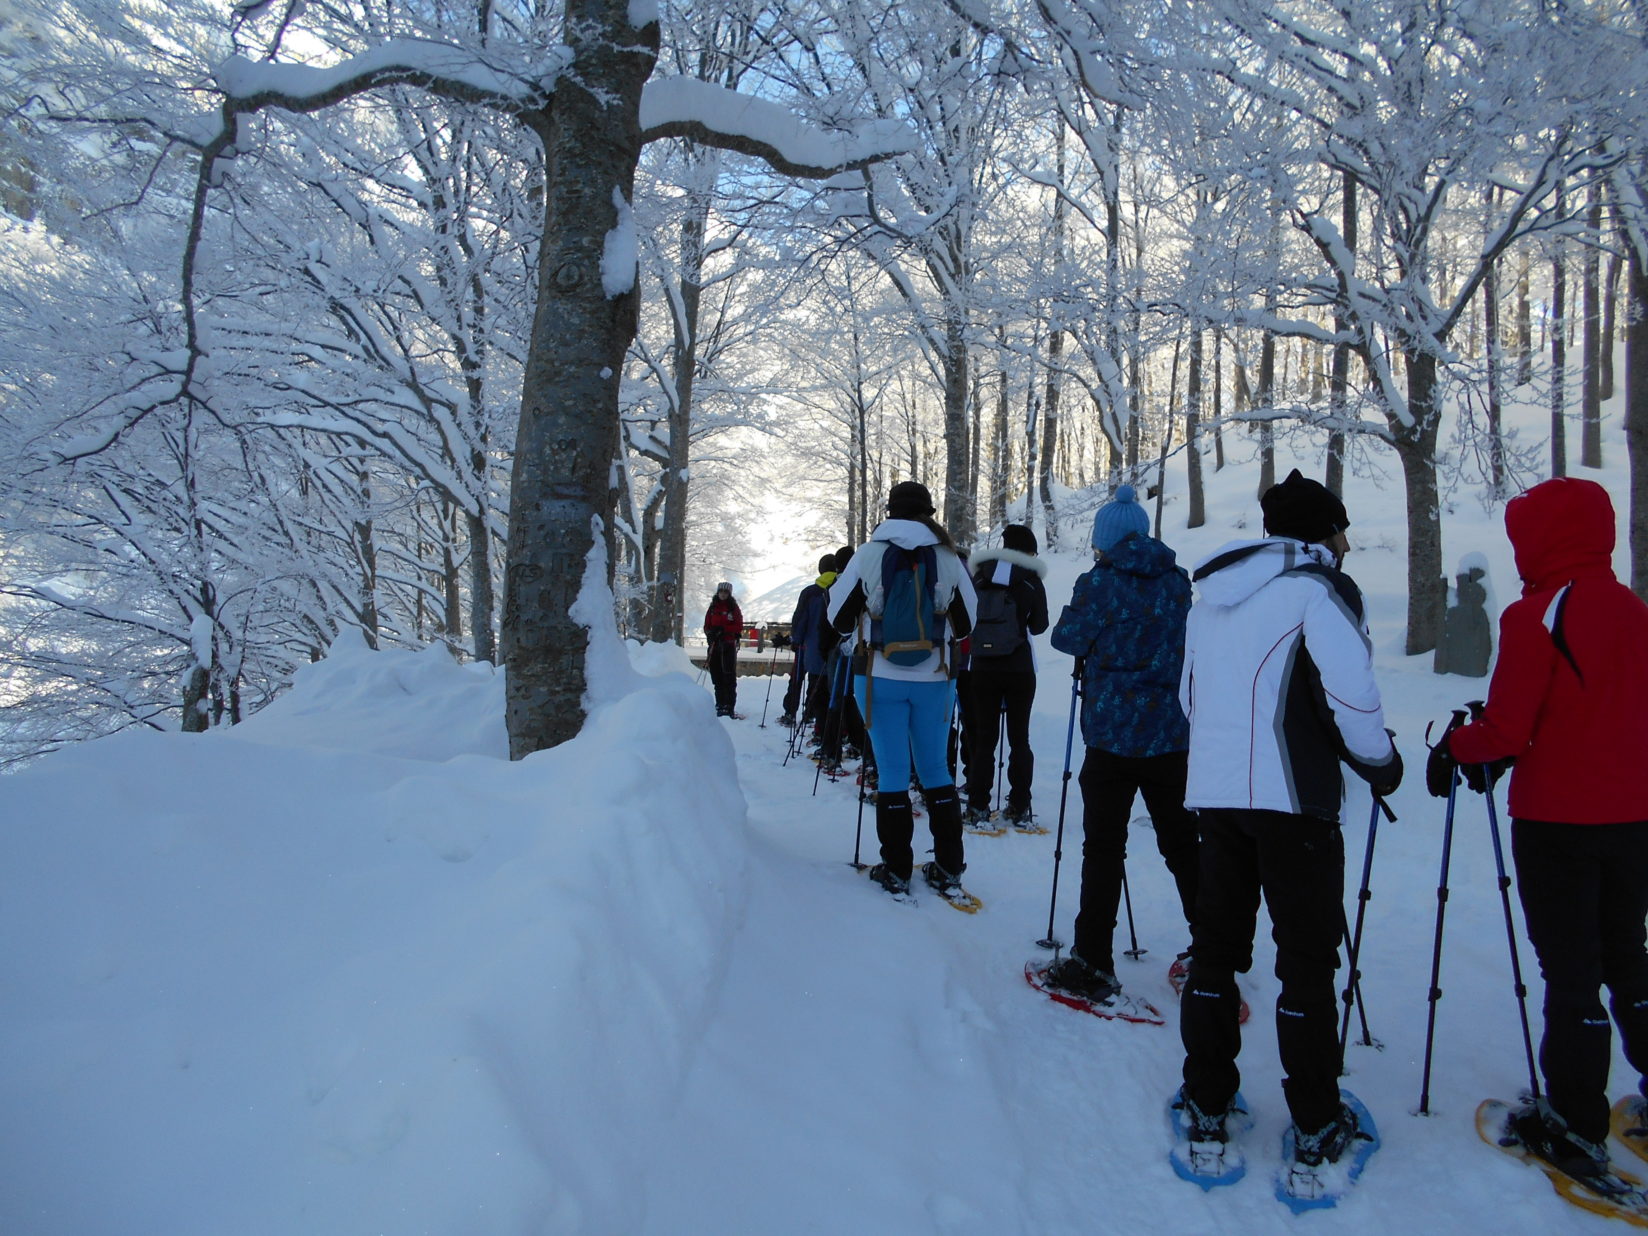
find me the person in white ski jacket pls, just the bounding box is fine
[1175,470,1402,1178]
[828,481,977,898]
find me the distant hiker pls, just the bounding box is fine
[1176,470,1402,1175]
[1429,477,1648,1183]
[1433,556,1492,678]
[703,581,743,718]
[1044,486,1196,1006]
[781,554,837,727]
[815,546,868,771]
[828,482,977,898]
[964,523,1049,828]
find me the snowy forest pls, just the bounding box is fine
[2,0,1647,763]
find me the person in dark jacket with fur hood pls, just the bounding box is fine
[1043,485,1197,1010]
[964,523,1050,828]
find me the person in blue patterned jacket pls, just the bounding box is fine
[1043,485,1198,1007]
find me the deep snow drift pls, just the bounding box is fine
[3,433,1642,1234]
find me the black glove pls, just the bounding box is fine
[1461,755,1513,795]
[1425,710,1467,799]
[772,633,790,648]
[1368,730,1403,798]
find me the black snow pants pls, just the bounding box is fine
[1180,807,1345,1137]
[1513,817,1648,1143]
[1072,747,1200,973]
[964,666,1036,813]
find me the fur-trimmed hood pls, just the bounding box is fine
[969,546,1048,578]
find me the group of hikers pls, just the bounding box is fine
[704,470,1648,1200]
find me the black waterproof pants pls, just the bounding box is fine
[1181,808,1344,1136]
[1513,818,1648,1142]
[965,667,1036,812]
[1072,748,1200,972]
[708,641,738,715]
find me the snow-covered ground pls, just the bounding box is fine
[2,412,1640,1233]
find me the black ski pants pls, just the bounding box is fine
[707,640,738,715]
[965,666,1036,812]
[1072,747,1200,973]
[1181,807,1344,1137]
[1512,817,1648,1143]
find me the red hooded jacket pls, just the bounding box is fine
[1450,477,1648,824]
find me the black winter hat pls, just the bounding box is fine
[817,554,836,574]
[886,481,936,518]
[833,545,854,572]
[1001,523,1038,555]
[1261,469,1350,544]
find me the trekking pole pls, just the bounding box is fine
[1038,660,1083,950]
[1483,775,1542,1100]
[758,643,781,727]
[1121,856,1146,960]
[1418,710,1466,1116]
[1339,793,1394,1068]
[994,705,1007,814]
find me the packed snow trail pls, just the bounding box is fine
[640,666,1629,1234]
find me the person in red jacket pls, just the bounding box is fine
[704,581,743,718]
[1432,476,1648,1182]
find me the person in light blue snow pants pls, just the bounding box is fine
[855,675,956,805]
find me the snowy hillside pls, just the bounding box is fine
[3,413,1643,1233]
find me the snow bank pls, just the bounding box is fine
[0,635,747,1235]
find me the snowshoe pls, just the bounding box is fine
[1613,1095,1648,1167]
[1025,960,1164,1025]
[963,805,1005,836]
[920,862,982,913]
[866,863,915,904]
[1169,1087,1252,1188]
[1481,1098,1648,1226]
[1277,1092,1379,1213]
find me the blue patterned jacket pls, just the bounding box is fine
[1050,532,1191,757]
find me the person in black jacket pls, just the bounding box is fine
[964,523,1049,828]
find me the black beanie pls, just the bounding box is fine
[886,481,936,518]
[1001,523,1038,555]
[1261,469,1350,544]
[817,554,836,574]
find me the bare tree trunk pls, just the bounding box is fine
[1187,325,1205,528]
[355,462,380,649]
[1257,327,1276,497]
[1041,327,1061,544]
[1628,245,1648,599]
[1552,199,1569,478]
[1516,250,1534,385]
[1213,329,1225,470]
[1397,350,1447,654]
[989,362,1009,529]
[1583,182,1603,468]
[1326,173,1357,497]
[941,303,973,542]
[1605,233,1623,401]
[1485,253,1507,496]
[502,0,658,758]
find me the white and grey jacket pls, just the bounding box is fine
[1180,538,1396,821]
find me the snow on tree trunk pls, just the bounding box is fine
[501,0,659,759]
[1396,351,1447,656]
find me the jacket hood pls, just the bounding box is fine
[1505,476,1616,592]
[969,546,1049,578]
[1102,532,1178,579]
[871,518,941,551]
[1191,538,1334,607]
[816,571,838,589]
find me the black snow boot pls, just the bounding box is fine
[923,785,966,877]
[874,790,916,881]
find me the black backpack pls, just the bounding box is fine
[971,582,1023,657]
